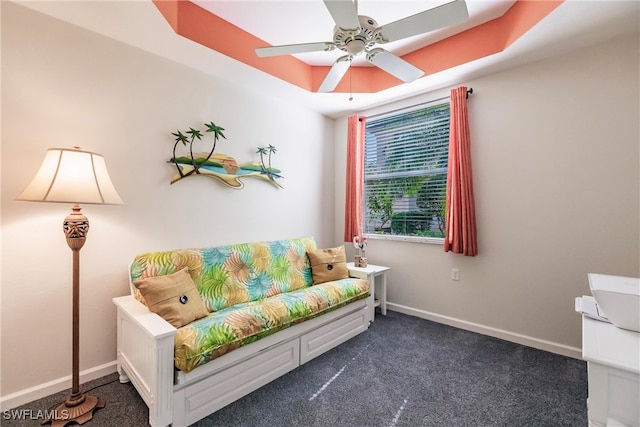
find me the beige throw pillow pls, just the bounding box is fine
[307,245,349,285]
[133,267,209,328]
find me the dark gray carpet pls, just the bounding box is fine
[3,311,588,426]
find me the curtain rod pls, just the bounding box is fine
[361,87,473,121]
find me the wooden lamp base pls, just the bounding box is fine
[354,255,367,267]
[44,394,105,426]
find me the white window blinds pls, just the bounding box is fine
[363,102,450,238]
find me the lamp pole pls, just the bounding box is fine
[47,204,105,426]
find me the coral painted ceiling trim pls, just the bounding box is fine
[153,0,563,94]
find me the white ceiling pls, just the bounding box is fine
[14,0,640,118]
[192,0,517,66]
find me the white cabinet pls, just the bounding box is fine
[581,313,640,426]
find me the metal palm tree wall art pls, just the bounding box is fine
[168,122,283,189]
[256,145,278,183]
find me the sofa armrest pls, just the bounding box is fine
[113,295,176,339]
[113,295,176,427]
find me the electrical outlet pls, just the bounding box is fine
[452,268,460,281]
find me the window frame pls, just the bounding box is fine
[362,101,450,244]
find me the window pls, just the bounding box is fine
[363,102,449,240]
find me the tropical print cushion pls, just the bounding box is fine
[174,277,370,372]
[129,237,317,312]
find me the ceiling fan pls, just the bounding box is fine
[255,0,469,93]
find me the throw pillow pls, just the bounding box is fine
[133,267,209,328]
[307,245,349,285]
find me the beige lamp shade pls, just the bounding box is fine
[17,147,123,205]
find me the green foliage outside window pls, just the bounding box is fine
[364,103,449,238]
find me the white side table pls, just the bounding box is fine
[347,262,390,316]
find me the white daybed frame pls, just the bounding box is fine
[112,290,374,427]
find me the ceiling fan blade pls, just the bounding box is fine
[323,0,360,30]
[377,0,469,43]
[318,55,351,93]
[256,42,336,58]
[366,48,423,83]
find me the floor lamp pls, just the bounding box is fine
[17,147,123,426]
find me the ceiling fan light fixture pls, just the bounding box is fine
[345,39,366,55]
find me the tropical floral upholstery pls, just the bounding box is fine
[129,237,370,373]
[175,278,369,372]
[130,237,317,311]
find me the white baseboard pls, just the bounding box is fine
[387,302,583,360]
[0,361,117,411]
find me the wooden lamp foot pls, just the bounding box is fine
[43,394,105,426]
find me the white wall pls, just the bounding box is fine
[335,35,640,357]
[1,3,335,404]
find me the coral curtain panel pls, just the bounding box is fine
[444,87,478,256]
[344,115,366,242]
